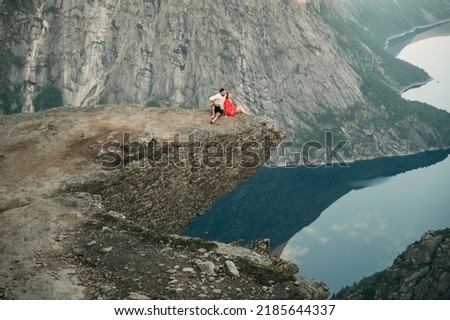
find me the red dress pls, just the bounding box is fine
[224,98,237,117]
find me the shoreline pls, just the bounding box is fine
[265,147,450,169]
[385,19,450,54]
[386,21,450,97]
[399,79,432,95]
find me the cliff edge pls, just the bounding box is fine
[0,105,328,300]
[2,0,450,161]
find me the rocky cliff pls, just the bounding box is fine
[1,0,450,161]
[335,228,450,299]
[0,105,329,300]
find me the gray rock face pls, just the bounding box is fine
[196,261,217,276]
[2,1,449,161]
[3,0,363,113]
[225,260,240,277]
[336,229,450,299]
[128,292,150,300]
[70,107,286,235]
[375,229,450,299]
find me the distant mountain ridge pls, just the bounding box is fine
[332,0,450,46]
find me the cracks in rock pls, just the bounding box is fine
[22,0,49,113]
[410,236,445,299]
[0,200,32,213]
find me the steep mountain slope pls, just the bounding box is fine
[1,0,450,161]
[335,228,450,299]
[1,1,362,112]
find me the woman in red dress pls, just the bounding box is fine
[224,92,249,117]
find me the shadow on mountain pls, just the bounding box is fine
[184,150,450,253]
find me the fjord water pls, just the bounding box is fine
[280,153,450,294]
[397,36,450,112]
[184,36,450,294]
[185,151,450,293]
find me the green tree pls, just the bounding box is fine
[33,86,64,111]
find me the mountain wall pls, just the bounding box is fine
[1,1,362,114]
[1,0,450,161]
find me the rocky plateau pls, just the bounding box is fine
[0,104,329,300]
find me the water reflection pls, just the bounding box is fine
[184,150,450,254]
[281,152,450,293]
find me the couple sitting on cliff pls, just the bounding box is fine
[209,88,249,124]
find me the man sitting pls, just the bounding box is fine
[209,88,226,122]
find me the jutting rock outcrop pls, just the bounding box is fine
[0,105,328,299]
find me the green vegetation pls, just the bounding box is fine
[333,271,384,300]
[360,72,450,143]
[218,52,234,63]
[145,96,171,108]
[0,45,26,114]
[217,28,240,65]
[158,236,218,252]
[0,47,26,78]
[315,2,450,149]
[272,47,285,60]
[44,6,60,15]
[4,0,35,12]
[35,62,48,75]
[334,229,450,299]
[335,0,450,45]
[237,257,294,284]
[145,100,161,108]
[292,30,450,150]
[97,95,108,105]
[0,49,11,80]
[12,55,26,68]
[321,7,429,89]
[0,86,24,115]
[218,29,232,37]
[32,85,64,112]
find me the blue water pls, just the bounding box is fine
[398,36,450,112]
[280,154,450,293]
[185,151,450,293]
[184,36,450,295]
[283,35,450,294]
